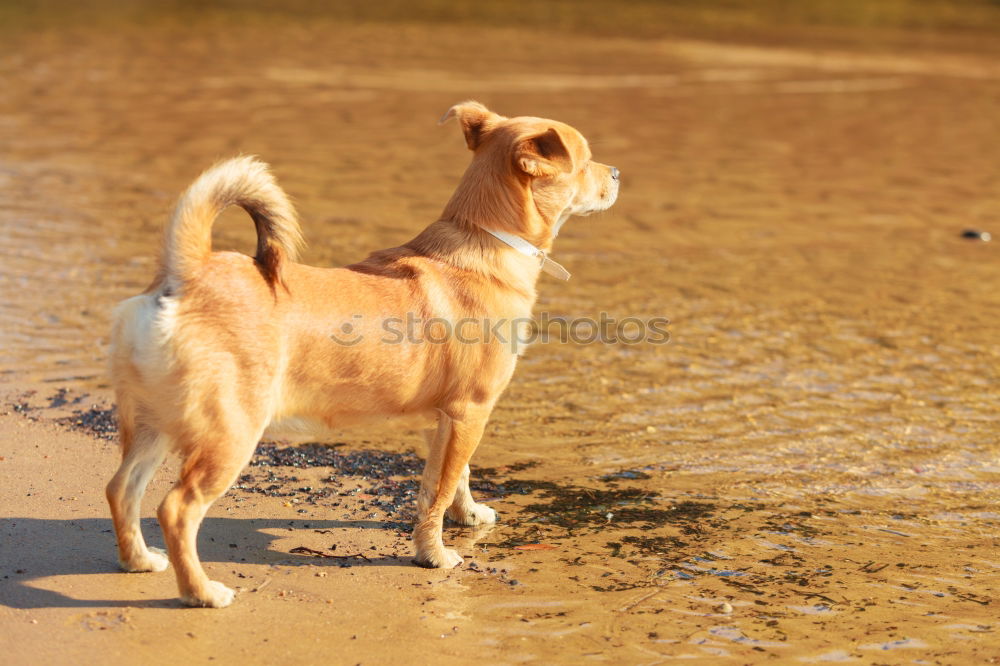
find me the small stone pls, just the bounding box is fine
[716,602,733,614]
[645,425,657,433]
[961,229,992,241]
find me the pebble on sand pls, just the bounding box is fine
[961,229,992,241]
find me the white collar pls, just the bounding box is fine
[482,228,570,281]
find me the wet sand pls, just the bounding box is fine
[1,7,999,664]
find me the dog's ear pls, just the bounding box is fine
[515,127,574,178]
[439,101,502,151]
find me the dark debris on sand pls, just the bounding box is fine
[56,406,118,441]
[237,443,430,521]
[47,387,89,409]
[238,445,570,525]
[252,442,424,477]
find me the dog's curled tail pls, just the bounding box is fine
[161,156,304,289]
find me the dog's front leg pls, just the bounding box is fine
[446,464,498,526]
[413,408,489,568]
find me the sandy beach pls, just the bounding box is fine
[1,3,999,663]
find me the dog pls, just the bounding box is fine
[105,101,619,607]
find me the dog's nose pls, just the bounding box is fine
[611,167,620,181]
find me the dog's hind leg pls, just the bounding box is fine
[413,408,490,568]
[157,427,261,608]
[106,416,169,573]
[446,464,498,526]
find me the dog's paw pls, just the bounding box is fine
[413,547,463,569]
[182,580,236,608]
[120,546,170,573]
[447,502,498,526]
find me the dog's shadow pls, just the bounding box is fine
[0,516,492,610]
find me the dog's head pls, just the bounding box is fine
[441,101,618,246]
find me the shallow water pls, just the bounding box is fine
[1,7,998,663]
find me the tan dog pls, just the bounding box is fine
[105,101,619,607]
